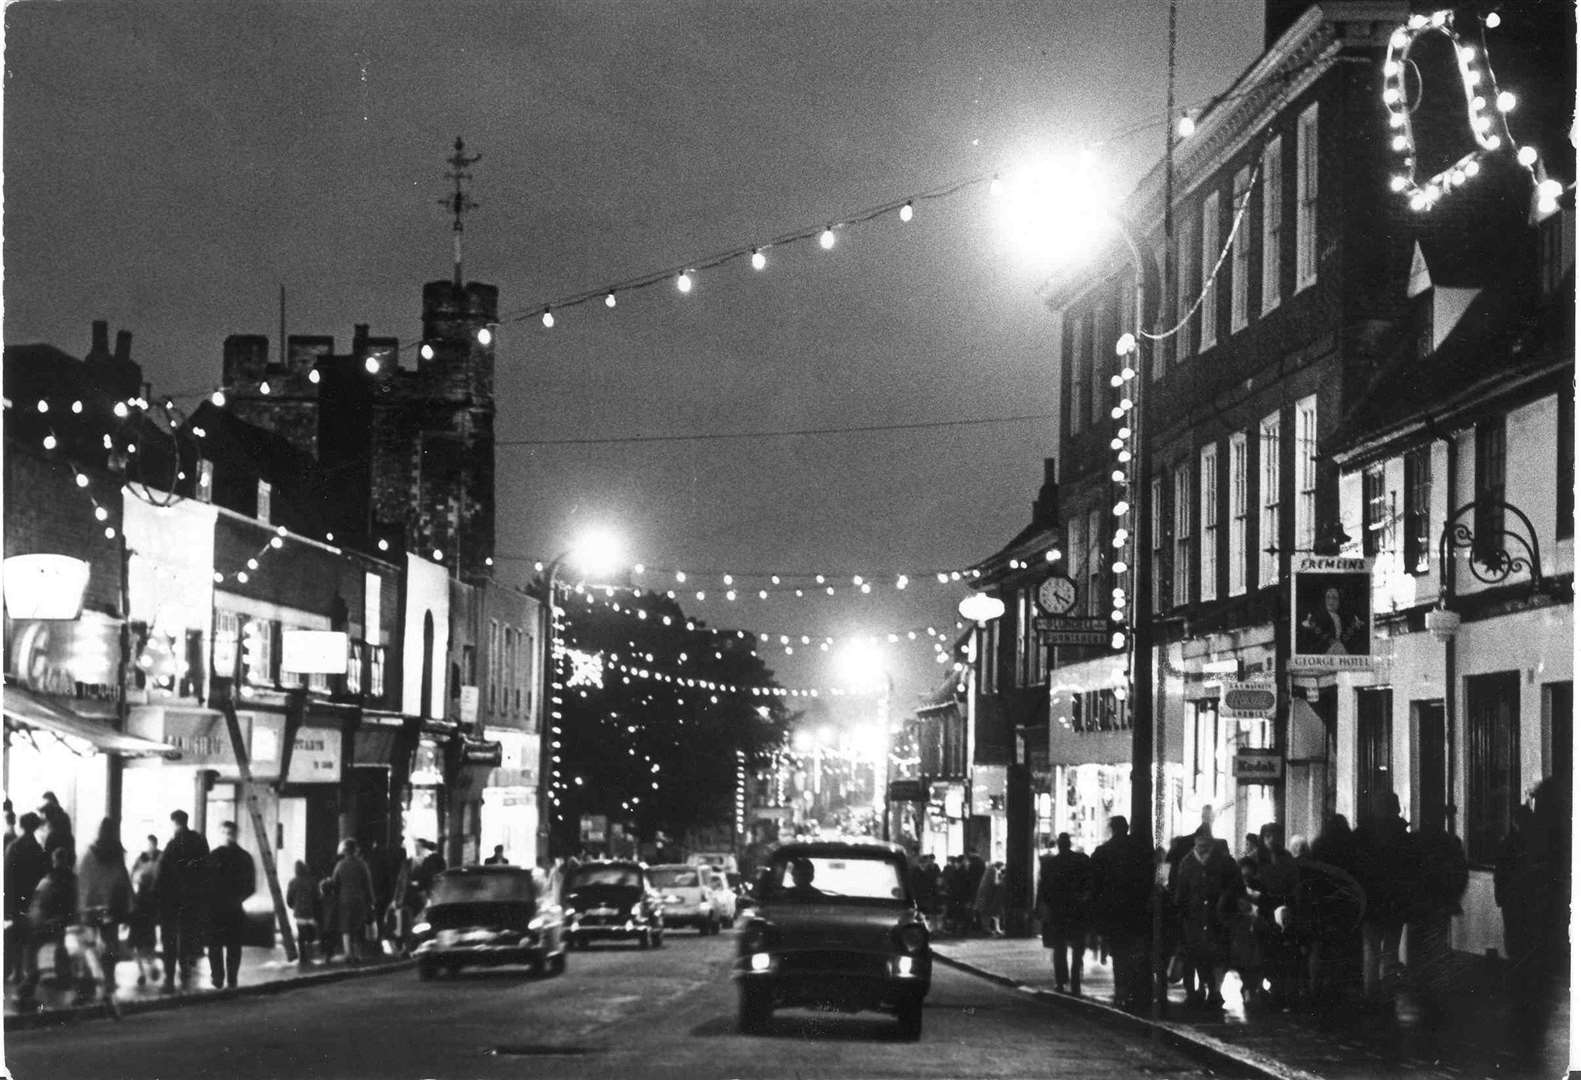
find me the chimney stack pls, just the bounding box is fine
[88,320,110,361]
[114,330,133,365]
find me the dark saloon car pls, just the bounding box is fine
[411,865,567,980]
[733,840,931,1039]
[561,860,665,949]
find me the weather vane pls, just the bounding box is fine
[441,137,481,285]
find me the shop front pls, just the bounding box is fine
[479,726,536,865]
[1047,654,1134,855]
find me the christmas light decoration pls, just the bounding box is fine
[1381,9,1549,215]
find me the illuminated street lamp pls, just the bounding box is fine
[536,527,624,864]
[836,639,894,842]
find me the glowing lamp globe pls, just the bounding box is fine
[957,592,1006,624]
[4,555,90,621]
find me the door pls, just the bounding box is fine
[1413,701,1446,834]
[1355,688,1394,826]
[1545,682,1572,812]
[1466,671,1520,864]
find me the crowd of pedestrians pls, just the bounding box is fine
[1010,792,1569,1026]
[906,849,1009,939]
[0,795,472,1012]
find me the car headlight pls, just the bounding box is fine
[412,921,432,937]
[528,915,548,932]
[895,956,915,977]
[749,952,772,972]
[663,894,681,905]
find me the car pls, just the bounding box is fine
[561,859,665,949]
[687,851,739,875]
[732,840,931,1039]
[410,865,567,980]
[703,869,738,924]
[650,864,726,934]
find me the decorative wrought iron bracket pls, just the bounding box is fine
[1437,498,1544,595]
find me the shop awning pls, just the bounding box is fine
[3,687,178,758]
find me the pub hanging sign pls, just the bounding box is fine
[1290,556,1375,672]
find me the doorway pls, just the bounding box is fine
[1412,700,1446,834]
[1355,688,1394,826]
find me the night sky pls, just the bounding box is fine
[4,0,1266,704]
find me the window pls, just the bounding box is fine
[1174,463,1193,606]
[1229,432,1248,596]
[1062,313,1079,437]
[1538,212,1568,298]
[1087,508,1104,617]
[1015,589,1030,687]
[364,572,383,646]
[1150,477,1165,613]
[1560,388,1574,540]
[346,642,363,695]
[1295,103,1319,290]
[1072,312,1091,432]
[504,627,516,713]
[1231,167,1252,332]
[489,620,500,710]
[1295,395,1317,552]
[1190,699,1223,807]
[196,458,214,502]
[1066,514,1087,612]
[1151,241,1168,382]
[1260,411,1281,585]
[256,480,272,524]
[1466,671,1520,864]
[1474,417,1507,567]
[1362,464,1388,557]
[980,620,1000,695]
[1199,194,1220,350]
[1088,308,1105,428]
[1261,136,1284,314]
[1200,443,1219,601]
[1175,211,1198,361]
[369,645,386,697]
[1404,446,1433,574]
[213,611,240,680]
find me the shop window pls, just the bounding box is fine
[1404,446,1433,574]
[1466,671,1520,864]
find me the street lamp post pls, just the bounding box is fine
[535,550,570,868]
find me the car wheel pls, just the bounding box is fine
[549,950,567,976]
[738,984,772,1034]
[896,997,923,1041]
[528,957,545,978]
[639,929,653,950]
[417,962,436,982]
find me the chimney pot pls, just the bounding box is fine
[90,320,109,357]
[115,330,133,364]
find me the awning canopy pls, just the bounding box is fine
[3,686,178,758]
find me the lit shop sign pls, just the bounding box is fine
[7,614,119,699]
[3,555,90,621]
[1291,557,1376,672]
[1220,680,1276,720]
[1233,748,1283,783]
[449,737,503,769]
[281,630,349,676]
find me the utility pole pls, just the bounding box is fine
[441,137,481,287]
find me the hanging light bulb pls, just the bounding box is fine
[899,202,914,223]
[258,381,272,396]
[74,473,89,489]
[1112,469,1125,483]
[605,292,617,308]
[1176,113,1197,138]
[211,390,227,407]
[1484,11,1500,28]
[677,271,694,293]
[308,369,321,384]
[750,248,767,271]
[819,227,836,250]
[113,402,130,418]
[1517,146,1538,167]
[542,310,555,328]
[477,327,494,345]
[41,433,57,450]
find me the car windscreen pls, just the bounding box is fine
[763,854,905,901]
[649,868,700,888]
[567,866,641,889]
[429,873,534,905]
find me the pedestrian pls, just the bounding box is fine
[975,860,1006,937]
[1088,815,1154,1010]
[286,860,321,967]
[1256,823,1301,1004]
[21,847,78,1002]
[206,821,255,989]
[330,838,376,963]
[1401,820,1468,1019]
[38,791,75,865]
[941,856,967,935]
[1229,856,1271,1009]
[4,811,49,985]
[3,800,17,855]
[484,844,509,865]
[1356,793,1413,1004]
[74,818,132,1007]
[1304,813,1366,1004]
[155,809,211,992]
[1036,834,1090,994]
[127,834,162,986]
[964,850,987,933]
[1173,824,1240,1010]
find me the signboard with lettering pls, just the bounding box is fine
[1291,556,1375,671]
[285,726,342,783]
[580,813,607,844]
[458,685,480,726]
[1033,616,1112,646]
[886,779,927,803]
[1233,748,1284,783]
[7,612,120,701]
[1221,680,1277,720]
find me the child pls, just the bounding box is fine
[286,861,321,966]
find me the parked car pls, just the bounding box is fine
[410,865,567,980]
[650,864,726,934]
[733,840,931,1039]
[561,860,665,949]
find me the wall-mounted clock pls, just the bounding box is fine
[1036,575,1078,616]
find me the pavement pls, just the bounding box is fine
[4,943,411,1030]
[932,933,1570,1080]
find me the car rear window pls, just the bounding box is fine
[568,866,641,888]
[764,854,905,901]
[650,868,700,888]
[429,873,534,905]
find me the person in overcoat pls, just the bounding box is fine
[330,838,376,962]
